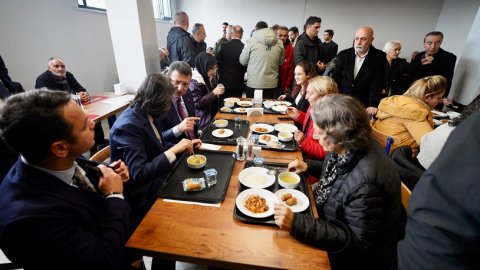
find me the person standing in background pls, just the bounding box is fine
[191,23,207,60]
[293,16,326,74]
[0,55,24,100]
[288,26,299,47]
[277,26,294,95]
[167,11,196,66]
[322,29,338,64]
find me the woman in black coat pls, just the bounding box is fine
[383,40,412,96]
[274,95,402,269]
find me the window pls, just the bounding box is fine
[77,0,172,21]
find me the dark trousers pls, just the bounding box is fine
[391,146,425,190]
[246,86,278,99]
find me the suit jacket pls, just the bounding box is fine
[35,70,86,93]
[332,46,387,107]
[286,84,310,113]
[0,159,131,270]
[411,48,457,97]
[0,55,23,97]
[161,90,197,148]
[109,103,174,227]
[216,39,246,97]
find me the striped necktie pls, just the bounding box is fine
[73,166,97,193]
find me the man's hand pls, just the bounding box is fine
[169,138,193,155]
[97,165,124,195]
[316,61,326,72]
[178,117,200,133]
[109,159,130,182]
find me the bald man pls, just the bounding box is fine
[167,11,196,66]
[332,26,387,110]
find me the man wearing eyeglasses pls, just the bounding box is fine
[161,61,200,148]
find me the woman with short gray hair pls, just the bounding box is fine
[274,94,402,269]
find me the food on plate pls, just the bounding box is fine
[255,127,268,133]
[182,178,206,191]
[286,196,297,206]
[244,194,269,213]
[220,107,232,113]
[260,135,271,142]
[281,193,293,201]
[239,108,246,112]
[218,129,225,134]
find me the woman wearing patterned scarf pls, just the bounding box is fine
[274,94,402,270]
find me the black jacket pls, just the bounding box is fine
[293,32,325,67]
[411,48,457,97]
[35,70,86,94]
[0,55,24,99]
[385,58,412,96]
[216,39,246,97]
[332,46,387,107]
[292,139,401,269]
[167,27,196,66]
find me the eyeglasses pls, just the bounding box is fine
[171,80,190,89]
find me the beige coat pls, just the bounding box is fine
[374,95,434,155]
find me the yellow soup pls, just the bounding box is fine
[281,175,298,183]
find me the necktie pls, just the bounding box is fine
[177,98,195,139]
[73,166,97,193]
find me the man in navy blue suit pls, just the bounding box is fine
[0,90,131,269]
[162,61,200,148]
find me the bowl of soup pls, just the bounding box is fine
[187,155,207,169]
[278,171,301,189]
[278,131,293,142]
[214,119,229,128]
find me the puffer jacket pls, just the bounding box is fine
[239,28,285,88]
[167,27,196,66]
[189,69,219,131]
[292,139,401,269]
[374,95,434,155]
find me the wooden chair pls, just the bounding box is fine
[370,122,401,155]
[89,145,110,163]
[400,182,412,211]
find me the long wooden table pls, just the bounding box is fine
[126,111,331,269]
[82,92,134,124]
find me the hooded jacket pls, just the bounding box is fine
[293,32,325,66]
[374,95,434,155]
[239,28,285,88]
[167,26,196,66]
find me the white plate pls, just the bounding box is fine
[239,167,275,189]
[220,107,233,113]
[236,189,277,218]
[272,105,288,113]
[224,97,240,103]
[212,128,233,138]
[250,123,274,134]
[274,100,292,106]
[432,110,447,117]
[237,100,253,107]
[446,111,461,118]
[258,134,279,145]
[275,189,310,213]
[234,107,247,113]
[274,123,298,133]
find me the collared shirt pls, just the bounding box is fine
[172,96,185,138]
[20,156,123,199]
[354,49,370,78]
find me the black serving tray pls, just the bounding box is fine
[249,122,298,152]
[200,119,250,145]
[233,161,314,226]
[157,149,236,203]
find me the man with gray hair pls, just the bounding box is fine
[191,23,207,60]
[167,11,195,66]
[216,25,246,97]
[161,61,200,147]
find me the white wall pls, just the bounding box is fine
[0,0,118,93]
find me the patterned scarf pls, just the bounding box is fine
[313,151,353,208]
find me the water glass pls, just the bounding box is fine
[234,116,242,128]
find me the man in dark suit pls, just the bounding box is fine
[161,61,200,148]
[410,31,457,98]
[0,55,24,100]
[332,26,387,112]
[216,25,246,98]
[35,57,107,152]
[0,90,131,269]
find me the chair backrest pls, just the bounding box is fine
[370,122,401,155]
[89,145,110,163]
[400,182,412,211]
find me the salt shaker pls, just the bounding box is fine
[236,136,245,161]
[246,137,255,161]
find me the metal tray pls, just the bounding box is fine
[233,161,314,226]
[249,122,298,152]
[157,149,236,203]
[200,119,249,145]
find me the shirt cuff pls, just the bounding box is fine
[164,150,177,164]
[173,126,182,137]
[105,193,124,200]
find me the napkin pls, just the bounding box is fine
[200,143,222,151]
[163,199,221,207]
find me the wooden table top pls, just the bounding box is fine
[126,110,331,270]
[82,92,134,123]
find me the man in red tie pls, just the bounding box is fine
[161,61,200,148]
